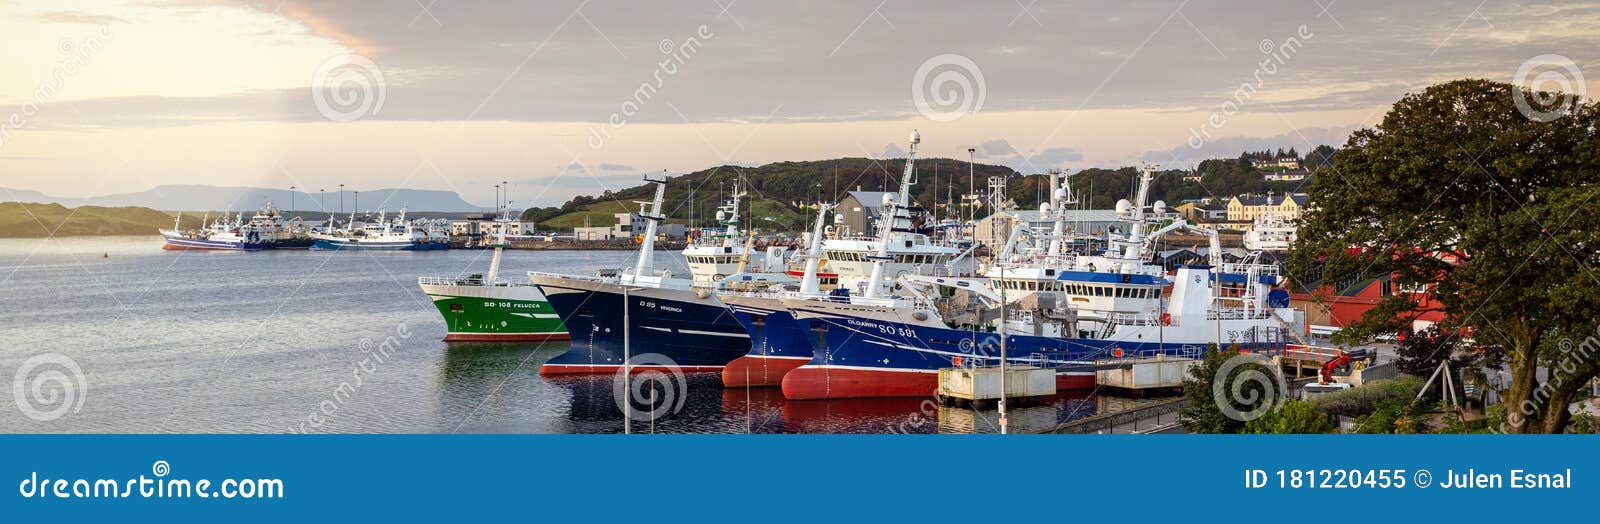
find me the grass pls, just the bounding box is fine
[0,202,201,237]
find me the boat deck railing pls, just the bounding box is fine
[419,276,520,286]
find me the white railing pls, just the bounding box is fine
[418,276,515,286]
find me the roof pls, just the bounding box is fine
[1233,193,1309,207]
[841,191,895,210]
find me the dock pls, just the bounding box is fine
[1031,397,1187,434]
[936,366,1056,408]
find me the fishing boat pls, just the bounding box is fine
[779,164,1305,399]
[1242,209,1297,252]
[719,203,835,387]
[682,179,787,286]
[309,208,443,251]
[160,212,268,251]
[418,213,566,341]
[530,175,761,375]
[722,130,979,388]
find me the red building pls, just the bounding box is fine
[1288,250,1460,337]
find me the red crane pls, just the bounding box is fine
[1320,348,1375,384]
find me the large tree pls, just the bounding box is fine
[1290,79,1600,434]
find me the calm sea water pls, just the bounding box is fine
[0,237,1114,434]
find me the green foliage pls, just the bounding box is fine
[539,211,621,229]
[0,202,200,237]
[1244,400,1336,434]
[530,150,1332,232]
[1350,398,1422,434]
[1288,79,1600,432]
[1180,345,1284,434]
[1567,410,1597,434]
[1394,327,1480,377]
[1309,376,1425,418]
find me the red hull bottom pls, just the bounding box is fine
[539,363,724,376]
[721,355,810,387]
[782,367,1097,400]
[443,332,571,342]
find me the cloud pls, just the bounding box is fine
[1140,126,1358,167]
[28,11,126,25]
[878,142,906,159]
[970,138,1083,172]
[20,1,1596,128]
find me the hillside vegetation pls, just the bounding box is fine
[523,152,1336,231]
[0,202,200,237]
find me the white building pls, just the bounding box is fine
[973,209,1123,246]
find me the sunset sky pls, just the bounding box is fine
[0,0,1594,206]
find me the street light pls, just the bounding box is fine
[288,185,296,213]
[339,184,345,215]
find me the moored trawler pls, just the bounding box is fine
[310,208,445,251]
[419,204,566,342]
[719,203,835,387]
[531,174,753,375]
[160,211,268,251]
[780,164,1304,400]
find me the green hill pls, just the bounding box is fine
[0,202,200,237]
[522,150,1337,232]
[523,157,1021,231]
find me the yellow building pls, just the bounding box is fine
[1227,193,1308,221]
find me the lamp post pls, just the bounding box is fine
[288,185,296,213]
[338,184,345,215]
[967,147,976,226]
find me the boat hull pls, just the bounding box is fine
[721,294,815,387]
[311,238,443,251]
[532,275,750,375]
[420,282,569,342]
[781,313,1282,400]
[161,232,266,251]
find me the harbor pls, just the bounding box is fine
[0,235,1174,434]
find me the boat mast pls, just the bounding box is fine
[632,173,670,278]
[798,203,833,297]
[485,193,508,284]
[864,130,918,299]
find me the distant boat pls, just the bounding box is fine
[248,200,314,249]
[309,208,445,251]
[160,211,267,251]
[1243,211,1296,252]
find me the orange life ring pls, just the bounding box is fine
[952,356,963,366]
[1113,348,1124,358]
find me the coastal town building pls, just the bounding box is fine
[1227,193,1309,221]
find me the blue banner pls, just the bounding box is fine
[2,435,1594,521]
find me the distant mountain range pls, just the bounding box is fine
[0,184,487,213]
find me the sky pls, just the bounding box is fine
[0,0,1594,206]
